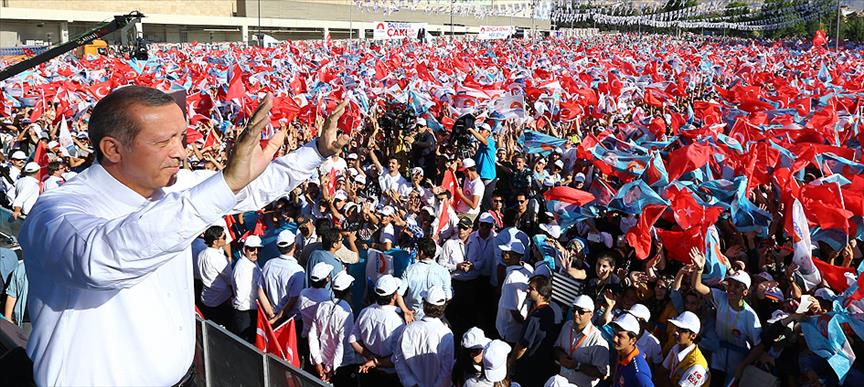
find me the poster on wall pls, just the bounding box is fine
[373,22,428,40]
[478,26,514,40]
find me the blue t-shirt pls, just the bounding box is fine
[612,348,654,387]
[305,250,343,289]
[475,136,497,180]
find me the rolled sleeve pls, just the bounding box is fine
[232,141,324,213]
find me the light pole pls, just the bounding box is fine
[256,0,262,44]
[450,0,455,39]
[835,0,842,51]
[349,0,353,40]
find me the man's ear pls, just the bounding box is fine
[99,137,125,164]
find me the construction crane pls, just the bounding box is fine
[0,11,145,82]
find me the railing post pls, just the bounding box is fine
[201,320,212,387]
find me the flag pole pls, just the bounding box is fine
[835,0,842,51]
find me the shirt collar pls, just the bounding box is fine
[279,254,297,261]
[675,344,696,363]
[86,163,157,208]
[580,322,595,336]
[618,347,641,366]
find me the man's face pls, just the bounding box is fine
[515,158,525,170]
[596,260,613,279]
[673,326,694,346]
[516,196,528,211]
[612,329,636,352]
[114,103,186,195]
[573,307,592,327]
[458,224,472,238]
[388,159,399,172]
[491,196,504,210]
[245,246,260,261]
[11,159,24,169]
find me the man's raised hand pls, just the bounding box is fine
[224,93,287,193]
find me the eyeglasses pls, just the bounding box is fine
[493,199,504,203]
[517,200,527,204]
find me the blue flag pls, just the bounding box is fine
[608,180,669,215]
[518,130,567,156]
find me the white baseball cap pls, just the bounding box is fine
[462,158,476,169]
[333,190,348,201]
[47,140,59,149]
[627,304,651,322]
[574,172,586,183]
[354,174,367,184]
[310,262,334,282]
[244,235,263,248]
[572,295,595,311]
[411,167,424,176]
[482,340,511,382]
[545,375,576,387]
[611,313,641,335]
[332,271,355,291]
[378,206,395,216]
[10,150,26,160]
[347,153,358,160]
[422,285,447,306]
[499,240,526,255]
[814,287,836,301]
[726,270,752,289]
[668,311,701,334]
[416,117,427,126]
[767,309,790,324]
[375,274,402,297]
[276,230,296,247]
[539,223,562,239]
[461,327,490,350]
[554,160,564,169]
[23,161,40,173]
[478,212,496,224]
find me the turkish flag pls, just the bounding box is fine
[226,64,246,103]
[669,186,723,231]
[255,301,285,358]
[439,170,459,209]
[811,259,855,292]
[33,140,50,181]
[666,143,713,182]
[656,227,704,264]
[273,318,301,368]
[625,204,667,260]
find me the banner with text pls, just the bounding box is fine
[478,26,514,40]
[373,22,428,40]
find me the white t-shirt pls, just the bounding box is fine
[232,256,263,311]
[456,177,485,215]
[379,223,396,245]
[710,288,761,371]
[496,263,532,343]
[320,156,347,176]
[42,175,64,192]
[637,331,663,365]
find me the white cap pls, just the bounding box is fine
[611,313,641,335]
[332,271,355,291]
[627,304,651,322]
[422,284,447,306]
[668,311,701,333]
[47,140,59,149]
[462,158,476,169]
[478,122,492,132]
[482,340,511,382]
[378,206,395,216]
[10,150,26,160]
[539,223,562,239]
[545,375,576,387]
[354,174,366,184]
[726,271,752,289]
[244,235,263,248]
[411,167,424,176]
[333,190,348,201]
[347,153,358,160]
[310,262,334,281]
[461,327,490,350]
[499,240,526,255]
[23,162,40,173]
[574,172,586,183]
[375,274,402,296]
[276,230,296,247]
[767,310,790,324]
[796,295,815,314]
[478,212,496,224]
[554,160,564,169]
[416,117,427,126]
[572,295,595,311]
[814,287,836,301]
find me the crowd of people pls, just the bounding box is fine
[1,31,864,387]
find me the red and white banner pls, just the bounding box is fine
[372,22,427,40]
[478,26,514,40]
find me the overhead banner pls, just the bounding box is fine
[372,22,428,40]
[478,26,514,40]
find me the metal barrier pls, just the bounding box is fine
[0,46,49,58]
[197,318,328,387]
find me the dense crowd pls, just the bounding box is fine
[2,32,864,387]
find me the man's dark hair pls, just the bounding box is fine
[321,228,342,250]
[333,288,350,301]
[423,302,447,318]
[529,275,553,301]
[47,160,64,176]
[278,245,294,255]
[375,292,396,306]
[310,277,328,288]
[88,86,179,162]
[203,225,225,247]
[502,207,518,227]
[417,238,436,260]
[314,218,332,237]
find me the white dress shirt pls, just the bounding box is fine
[496,263,533,343]
[299,287,332,337]
[308,298,355,372]
[13,174,40,215]
[465,230,498,278]
[232,255,262,311]
[348,304,405,373]
[554,321,610,386]
[393,316,455,387]
[262,254,305,315]
[436,237,468,277]
[20,141,322,386]
[198,247,232,308]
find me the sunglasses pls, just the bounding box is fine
[574,308,592,315]
[245,246,261,251]
[517,200,527,204]
[493,199,504,203]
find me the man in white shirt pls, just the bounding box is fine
[20,87,348,386]
[661,311,709,387]
[393,285,455,387]
[198,225,233,327]
[11,161,40,220]
[320,150,347,177]
[455,158,484,222]
[553,295,610,386]
[350,275,407,385]
[299,262,335,339]
[309,271,356,384]
[231,235,276,343]
[262,229,305,320]
[496,240,533,344]
[41,160,67,192]
[376,157,410,204]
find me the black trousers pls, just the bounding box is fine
[200,301,231,328]
[231,309,258,343]
[357,368,401,387]
[448,279,477,340]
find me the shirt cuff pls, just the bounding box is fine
[190,172,238,223]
